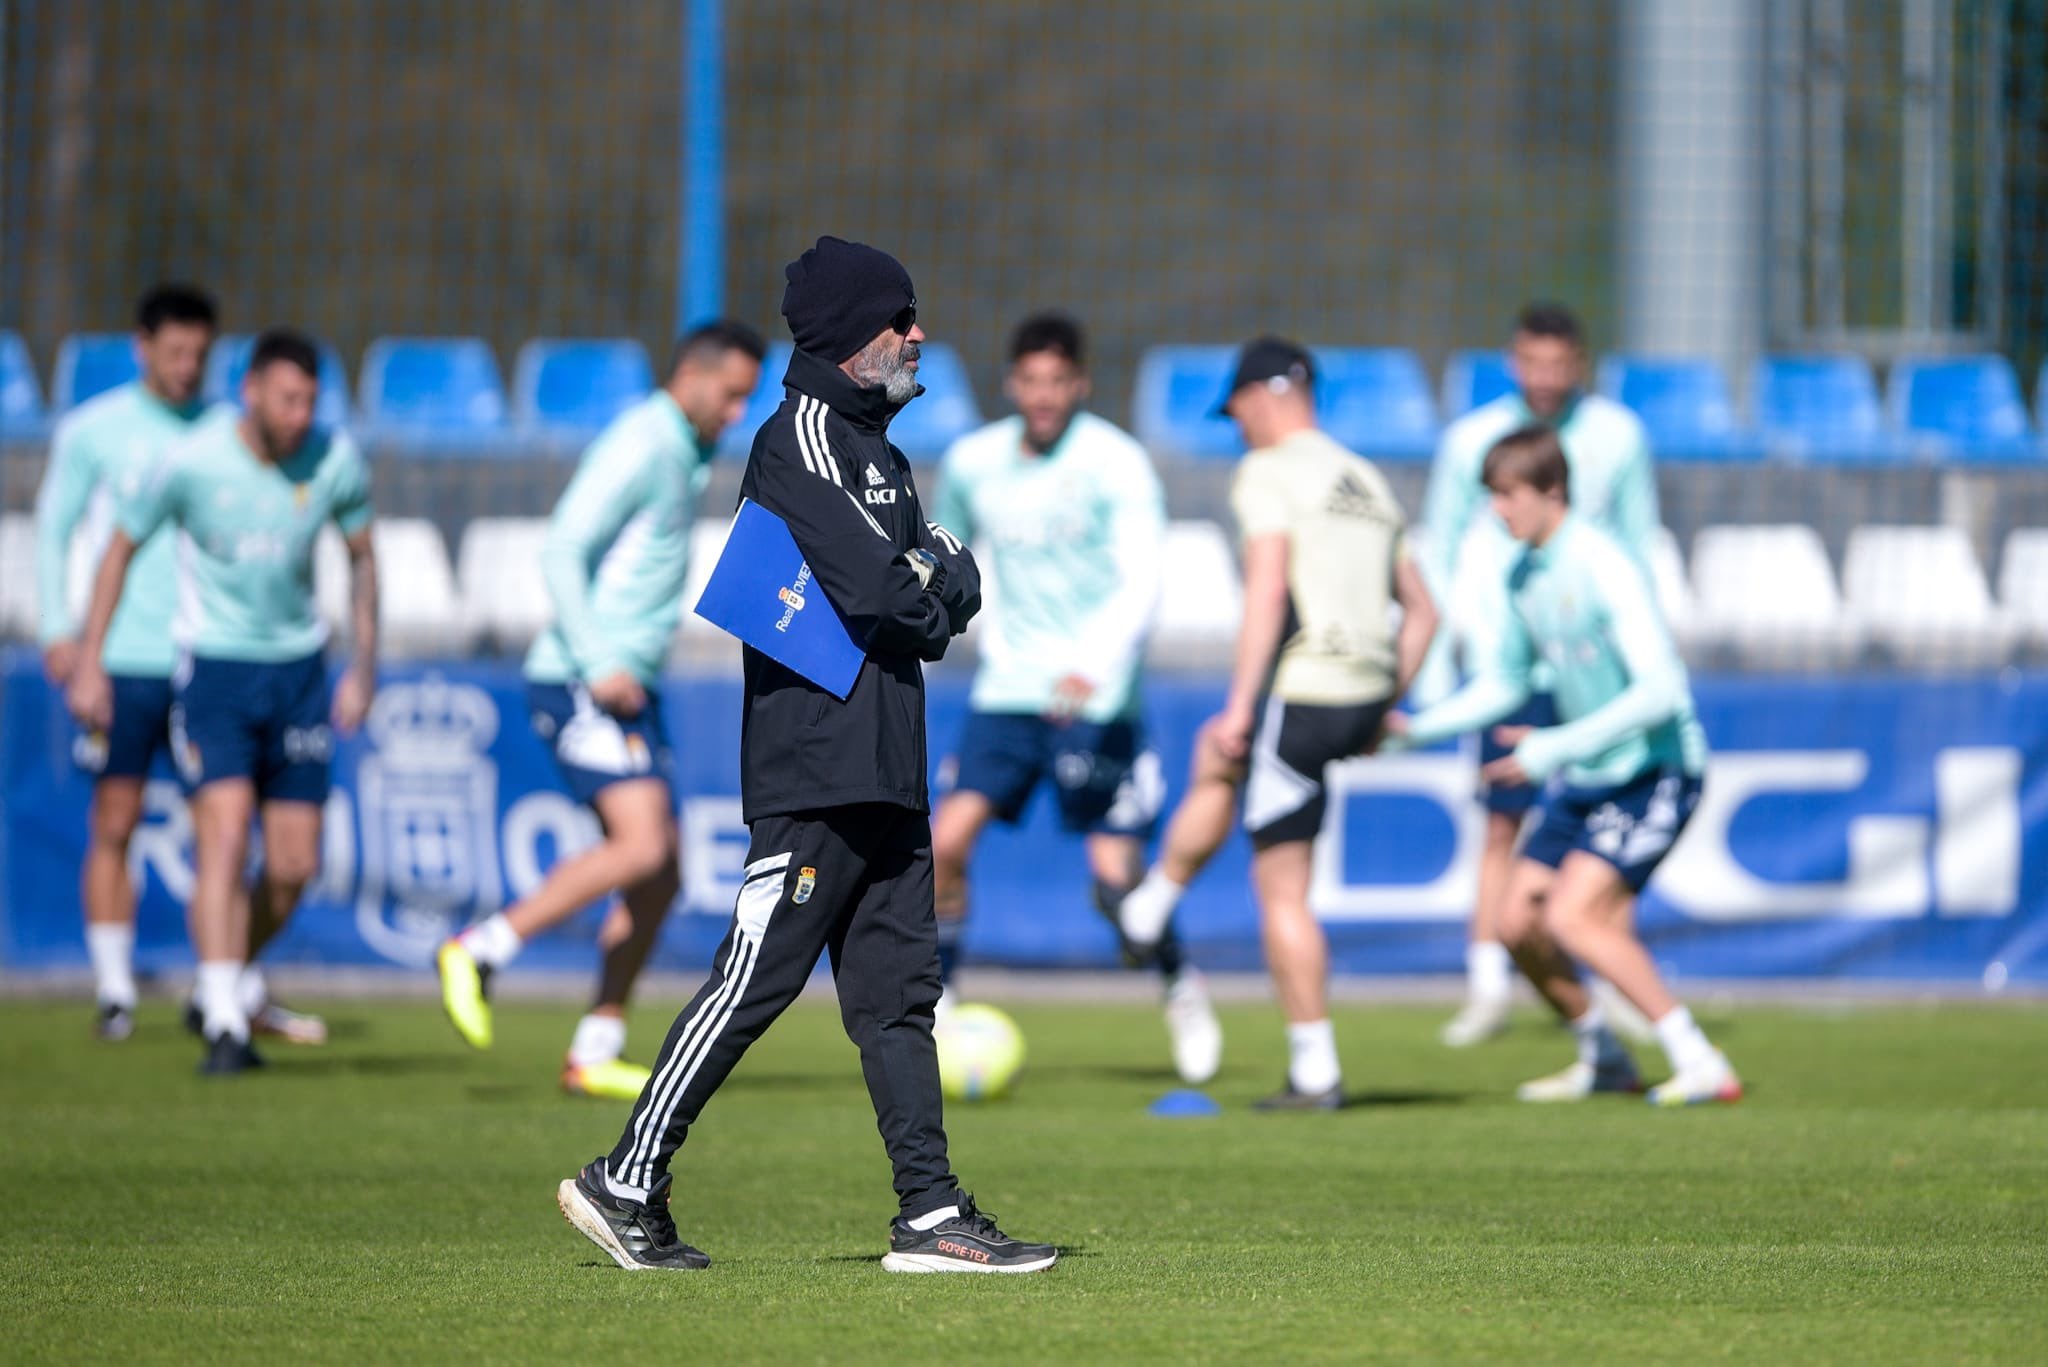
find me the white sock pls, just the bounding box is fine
[602,1165,649,1203]
[1653,1005,1716,1074]
[460,913,524,970]
[1466,941,1512,1002]
[1285,1019,1341,1094]
[196,960,249,1042]
[86,924,137,1009]
[907,1204,960,1231]
[1569,1004,1626,1069]
[568,1013,628,1068]
[1118,868,1187,945]
[236,964,269,1017]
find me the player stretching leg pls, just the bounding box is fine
[1419,303,1661,1047]
[35,285,217,1040]
[1389,426,1738,1106]
[929,313,1219,1083]
[1118,339,1437,1110]
[435,322,765,1099]
[68,330,378,1074]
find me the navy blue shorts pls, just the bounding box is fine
[528,682,675,806]
[72,674,175,780]
[949,710,1162,837]
[1479,692,1560,816]
[1521,768,1703,892]
[171,652,333,802]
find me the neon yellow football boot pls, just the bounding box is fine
[436,939,493,1050]
[561,1057,654,1101]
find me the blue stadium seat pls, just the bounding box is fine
[1441,349,1515,417]
[1750,353,1896,462]
[1,331,48,436]
[875,342,983,459]
[1132,346,1242,459]
[1135,345,1439,460]
[53,334,140,410]
[719,342,795,457]
[1887,354,2037,462]
[512,338,653,436]
[1596,354,1757,460]
[204,334,353,428]
[1316,348,1439,459]
[359,336,508,445]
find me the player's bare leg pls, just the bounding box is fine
[1117,734,1241,953]
[233,800,328,1045]
[440,779,674,1054]
[188,778,258,1069]
[83,777,146,1039]
[1443,811,1521,1047]
[1091,830,1220,1084]
[930,789,994,1010]
[563,849,680,1099]
[1497,856,1633,1101]
[1249,837,1340,1108]
[1542,852,1740,1105]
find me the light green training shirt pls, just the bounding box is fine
[119,408,373,663]
[1416,391,1658,701]
[932,411,1165,723]
[1399,515,1708,789]
[34,382,215,676]
[524,391,709,686]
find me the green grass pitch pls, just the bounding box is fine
[4,994,2044,1363]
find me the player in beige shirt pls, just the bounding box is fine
[1119,337,1438,1108]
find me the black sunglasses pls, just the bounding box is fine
[889,304,917,336]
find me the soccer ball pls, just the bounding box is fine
[935,1003,1026,1101]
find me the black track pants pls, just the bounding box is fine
[607,803,956,1217]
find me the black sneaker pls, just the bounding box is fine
[556,1160,709,1271]
[198,1032,265,1076]
[95,1001,136,1042]
[1252,1080,1343,1111]
[881,1193,1057,1274]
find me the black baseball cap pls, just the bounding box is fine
[1213,336,1317,417]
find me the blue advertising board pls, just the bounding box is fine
[1,651,2042,985]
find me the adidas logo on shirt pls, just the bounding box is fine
[865,463,888,488]
[1326,472,1389,521]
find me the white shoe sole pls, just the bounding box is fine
[881,1250,1057,1274]
[556,1179,670,1273]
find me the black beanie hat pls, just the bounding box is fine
[781,236,917,364]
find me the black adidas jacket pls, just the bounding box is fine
[735,347,980,821]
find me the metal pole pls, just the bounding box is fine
[1618,0,1767,384]
[1902,0,1955,342]
[679,0,725,330]
[1767,0,1809,349]
[1809,0,1847,340]
[1975,0,2006,344]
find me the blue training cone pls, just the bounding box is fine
[1149,1089,1223,1117]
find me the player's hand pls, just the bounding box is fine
[1205,702,1256,763]
[66,662,113,732]
[1491,723,1534,748]
[1480,753,1529,787]
[589,671,647,719]
[42,639,80,687]
[1045,673,1096,724]
[331,667,375,735]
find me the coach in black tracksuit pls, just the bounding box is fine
[606,238,982,1226]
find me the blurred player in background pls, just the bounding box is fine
[35,284,217,1041]
[1420,302,1659,1048]
[1119,338,1437,1109]
[930,313,1221,1084]
[1389,427,1739,1106]
[435,320,765,1100]
[67,329,378,1075]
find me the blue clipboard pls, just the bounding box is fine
[693,499,866,699]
